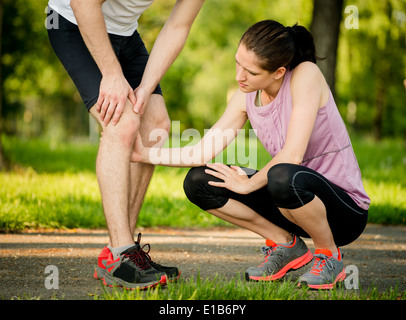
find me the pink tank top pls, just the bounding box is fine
[246,70,370,210]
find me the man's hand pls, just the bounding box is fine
[96,73,137,126]
[71,0,136,126]
[132,86,152,116]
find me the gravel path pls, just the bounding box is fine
[0,224,405,300]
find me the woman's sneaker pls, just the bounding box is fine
[245,235,313,281]
[103,245,167,290]
[298,248,346,289]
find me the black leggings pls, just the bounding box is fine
[183,164,368,247]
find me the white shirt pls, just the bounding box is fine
[48,0,155,36]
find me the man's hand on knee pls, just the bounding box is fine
[96,73,137,126]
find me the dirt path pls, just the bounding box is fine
[0,224,405,300]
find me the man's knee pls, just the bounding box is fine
[91,100,140,149]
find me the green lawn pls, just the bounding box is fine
[0,134,405,231]
[96,273,405,301]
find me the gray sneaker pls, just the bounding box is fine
[298,248,346,289]
[245,235,313,281]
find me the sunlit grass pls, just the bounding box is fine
[95,273,405,301]
[0,134,405,231]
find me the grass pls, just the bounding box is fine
[95,273,405,301]
[1,134,405,231]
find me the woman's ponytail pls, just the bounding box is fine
[240,20,320,72]
[286,24,318,69]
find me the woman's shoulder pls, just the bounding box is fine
[291,62,329,90]
[290,62,330,107]
[291,61,324,82]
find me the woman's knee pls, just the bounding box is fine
[183,166,227,210]
[267,164,294,193]
[183,167,209,201]
[267,163,300,205]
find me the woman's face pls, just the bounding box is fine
[235,44,274,93]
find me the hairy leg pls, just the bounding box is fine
[90,100,139,247]
[128,94,170,234]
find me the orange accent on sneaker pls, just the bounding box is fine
[309,248,342,276]
[106,252,120,273]
[250,249,313,281]
[97,246,111,268]
[265,239,277,247]
[314,249,333,256]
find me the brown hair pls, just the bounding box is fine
[240,20,320,72]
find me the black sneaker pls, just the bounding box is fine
[135,233,181,282]
[103,245,167,290]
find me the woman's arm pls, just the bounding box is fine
[207,62,329,194]
[133,89,248,167]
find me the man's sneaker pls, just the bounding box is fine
[94,246,110,280]
[94,233,180,282]
[298,248,346,290]
[245,235,313,281]
[135,233,181,282]
[103,245,167,290]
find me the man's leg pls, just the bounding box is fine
[90,99,139,248]
[128,94,170,234]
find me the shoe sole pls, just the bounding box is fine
[94,265,181,283]
[299,269,346,290]
[94,265,105,280]
[167,271,181,283]
[103,274,168,290]
[246,249,313,281]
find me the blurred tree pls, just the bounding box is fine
[311,0,344,97]
[0,0,404,143]
[2,0,87,141]
[336,0,406,139]
[0,0,7,171]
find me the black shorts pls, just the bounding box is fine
[47,9,162,111]
[183,164,369,247]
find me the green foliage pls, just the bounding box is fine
[3,0,403,140]
[337,0,406,138]
[2,0,86,139]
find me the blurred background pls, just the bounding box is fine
[0,0,405,154]
[0,0,405,231]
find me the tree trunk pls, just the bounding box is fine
[0,0,7,171]
[310,0,344,97]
